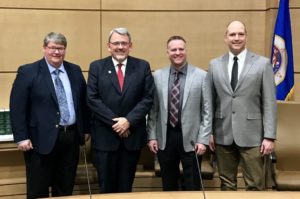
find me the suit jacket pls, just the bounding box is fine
[10,58,90,154]
[147,64,212,152]
[87,56,154,151]
[207,50,277,147]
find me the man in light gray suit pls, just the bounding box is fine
[147,35,212,191]
[208,20,277,191]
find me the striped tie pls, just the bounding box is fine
[169,72,180,127]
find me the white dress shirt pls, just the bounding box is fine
[228,49,247,81]
[112,58,127,77]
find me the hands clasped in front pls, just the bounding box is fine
[112,117,130,138]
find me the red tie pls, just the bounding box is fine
[117,63,124,91]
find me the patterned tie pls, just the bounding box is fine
[231,56,238,90]
[117,63,124,91]
[54,69,70,124]
[169,72,180,128]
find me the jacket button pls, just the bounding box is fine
[232,111,235,114]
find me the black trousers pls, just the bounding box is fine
[157,125,202,191]
[24,129,79,199]
[94,142,141,193]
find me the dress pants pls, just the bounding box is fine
[94,141,141,193]
[24,128,79,199]
[215,143,264,191]
[157,125,202,191]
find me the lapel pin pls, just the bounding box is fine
[108,70,111,74]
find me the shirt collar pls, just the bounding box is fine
[170,62,188,75]
[45,58,66,74]
[229,49,247,62]
[112,57,128,67]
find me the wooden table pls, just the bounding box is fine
[52,191,300,199]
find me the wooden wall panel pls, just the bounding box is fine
[291,9,300,73]
[101,11,267,71]
[288,0,300,7]
[0,9,101,72]
[267,0,299,8]
[0,73,14,108]
[0,183,26,197]
[0,0,100,10]
[0,149,25,179]
[265,8,276,58]
[102,0,267,10]
[0,0,299,110]
[294,74,300,101]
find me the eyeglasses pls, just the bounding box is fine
[109,41,130,47]
[46,46,66,53]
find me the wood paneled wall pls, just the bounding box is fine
[0,0,300,108]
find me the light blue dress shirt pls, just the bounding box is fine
[46,58,76,125]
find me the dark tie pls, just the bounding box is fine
[169,72,180,128]
[117,63,124,91]
[231,56,238,90]
[54,69,70,124]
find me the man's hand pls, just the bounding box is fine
[209,135,216,152]
[260,138,275,156]
[112,117,130,135]
[119,130,131,138]
[84,134,91,142]
[195,143,207,155]
[148,140,158,154]
[17,139,33,151]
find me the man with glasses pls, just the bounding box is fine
[87,27,154,193]
[10,32,90,198]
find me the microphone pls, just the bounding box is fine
[190,141,206,199]
[82,145,92,199]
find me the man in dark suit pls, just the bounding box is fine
[10,32,90,198]
[87,27,154,193]
[207,20,277,191]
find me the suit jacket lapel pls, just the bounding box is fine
[40,59,59,106]
[182,65,194,109]
[105,58,121,94]
[235,51,254,91]
[221,54,233,92]
[161,67,170,110]
[122,57,136,94]
[64,62,78,108]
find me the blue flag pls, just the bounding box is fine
[271,0,294,100]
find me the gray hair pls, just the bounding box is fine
[43,32,67,47]
[108,27,131,43]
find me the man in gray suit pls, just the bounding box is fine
[147,35,212,191]
[208,20,277,191]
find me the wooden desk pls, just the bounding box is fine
[52,191,300,199]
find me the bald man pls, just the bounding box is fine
[207,20,277,191]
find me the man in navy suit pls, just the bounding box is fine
[10,32,90,198]
[87,27,154,193]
